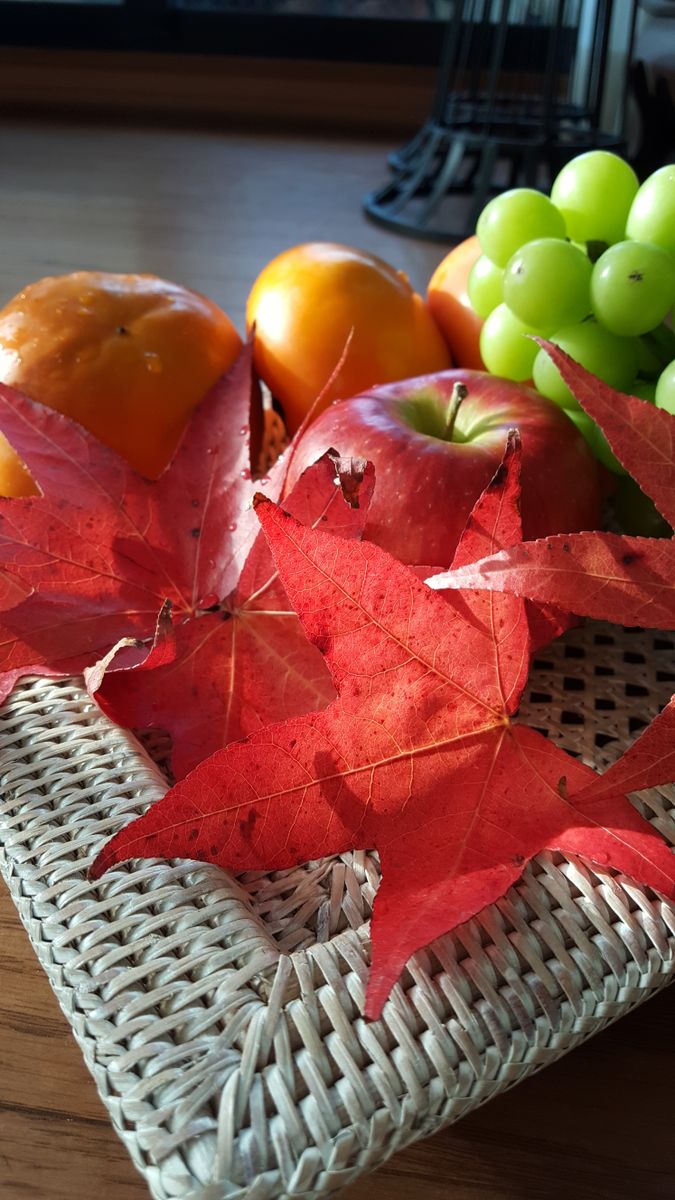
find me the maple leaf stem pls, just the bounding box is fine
[444,382,468,441]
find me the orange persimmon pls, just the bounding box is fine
[246,242,452,435]
[427,235,485,370]
[0,271,242,492]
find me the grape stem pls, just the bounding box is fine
[444,381,468,440]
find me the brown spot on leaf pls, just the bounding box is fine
[238,809,258,837]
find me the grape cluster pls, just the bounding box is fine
[471,154,675,473]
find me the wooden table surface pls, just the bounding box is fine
[0,116,673,1200]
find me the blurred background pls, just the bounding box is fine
[0,1,667,280]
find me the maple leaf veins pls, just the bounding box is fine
[90,433,675,1019]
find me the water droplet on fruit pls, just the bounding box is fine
[144,352,162,374]
[595,851,610,865]
[240,468,251,480]
[228,522,237,532]
[260,476,270,485]
[239,425,248,436]
[206,447,215,455]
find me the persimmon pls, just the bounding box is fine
[0,271,242,492]
[427,235,485,370]
[245,242,452,435]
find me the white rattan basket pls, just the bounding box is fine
[1,620,674,1200]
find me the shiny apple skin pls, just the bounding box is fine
[286,370,603,567]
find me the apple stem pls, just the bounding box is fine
[444,382,468,440]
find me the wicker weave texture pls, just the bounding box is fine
[1,621,674,1200]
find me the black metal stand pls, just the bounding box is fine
[364,0,636,243]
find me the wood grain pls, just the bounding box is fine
[0,115,673,1200]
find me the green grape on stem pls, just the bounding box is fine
[479,303,542,381]
[476,189,566,268]
[655,360,675,414]
[467,254,503,318]
[503,238,591,330]
[532,320,639,409]
[567,408,626,475]
[591,241,675,336]
[550,150,639,246]
[626,164,675,257]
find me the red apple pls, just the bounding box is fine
[285,370,603,566]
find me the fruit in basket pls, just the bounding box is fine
[655,359,675,413]
[466,154,675,473]
[0,271,242,489]
[467,252,503,319]
[426,235,485,369]
[590,241,675,336]
[246,242,452,435]
[549,150,639,246]
[476,189,566,266]
[479,303,543,381]
[625,163,675,255]
[503,238,592,330]
[286,368,602,567]
[532,321,639,410]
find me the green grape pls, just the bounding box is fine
[655,359,675,414]
[479,303,540,381]
[503,238,591,330]
[626,164,675,257]
[467,254,503,318]
[476,189,566,268]
[591,241,675,336]
[532,320,639,409]
[631,378,657,403]
[567,408,626,475]
[550,150,639,245]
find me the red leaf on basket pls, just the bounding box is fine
[425,344,675,630]
[0,331,378,774]
[0,344,276,699]
[90,434,675,1020]
[88,449,374,779]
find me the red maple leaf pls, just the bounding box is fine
[90,433,675,1019]
[426,343,675,629]
[88,449,375,779]
[0,339,378,775]
[0,344,279,699]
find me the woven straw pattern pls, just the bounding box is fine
[1,621,675,1200]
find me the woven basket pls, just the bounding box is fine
[1,620,674,1200]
